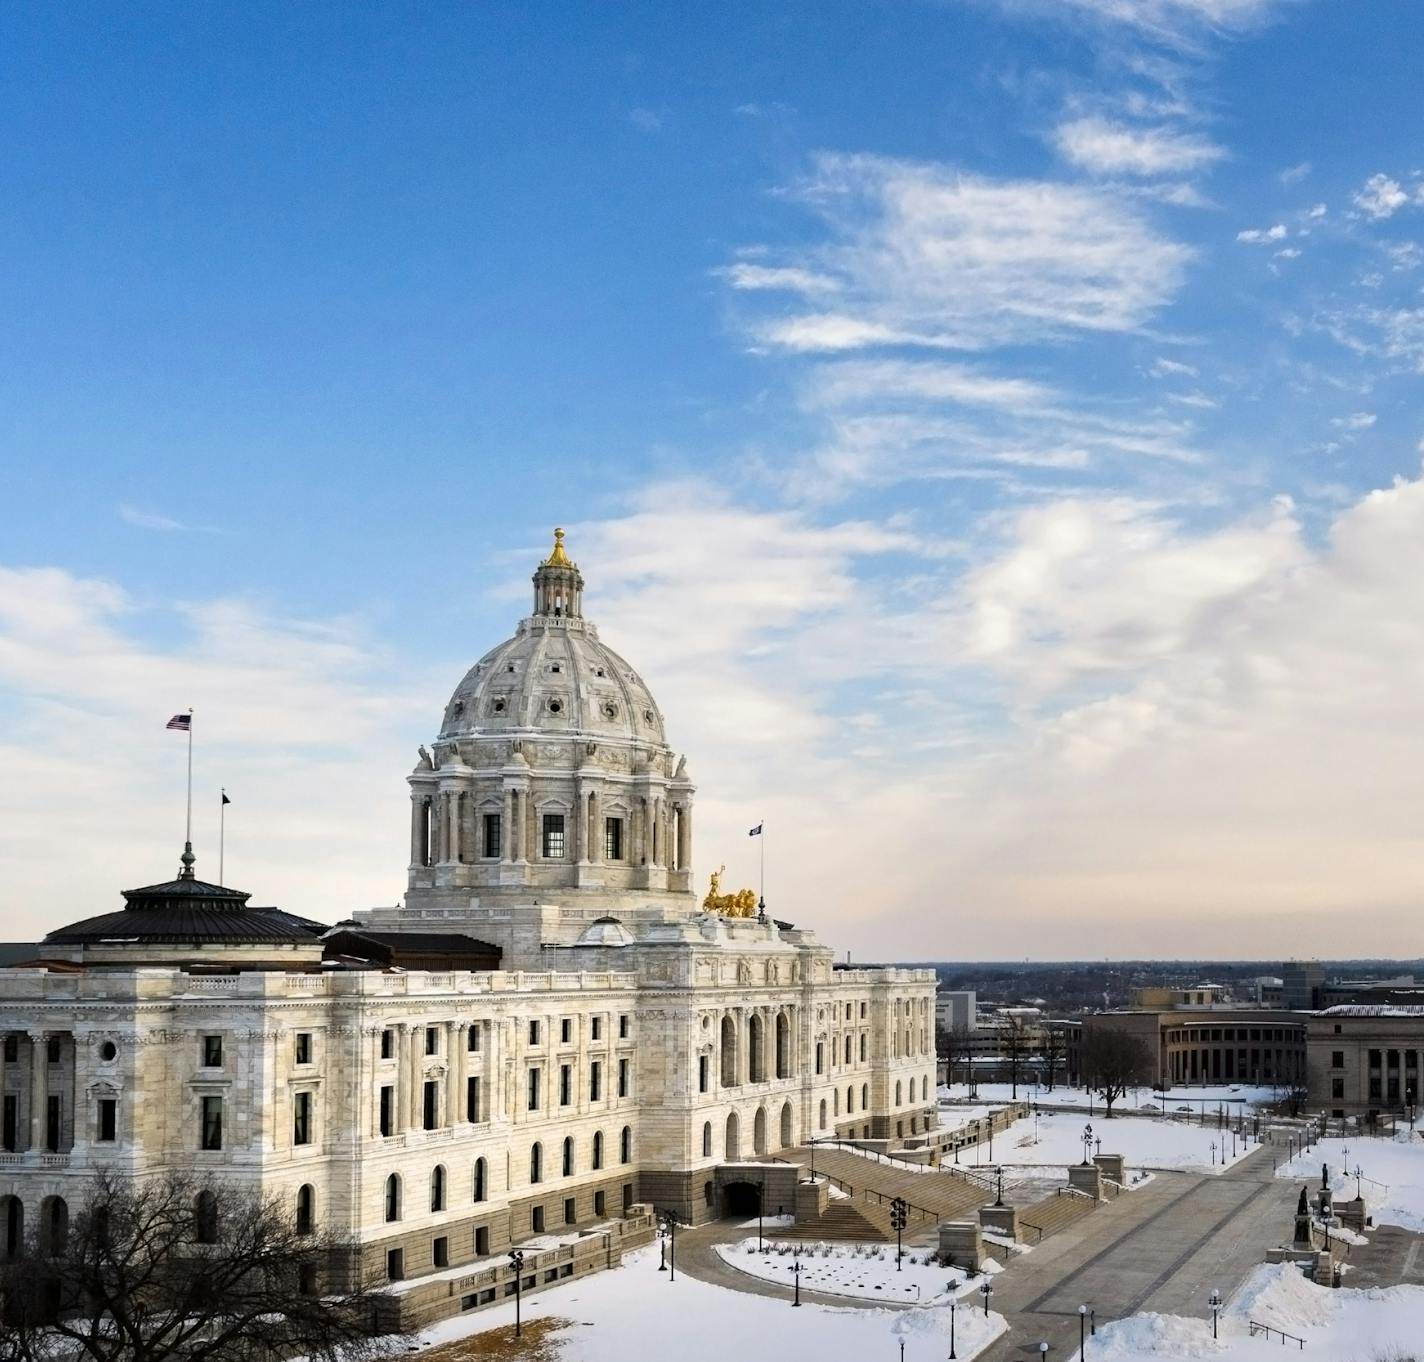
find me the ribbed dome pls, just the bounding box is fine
[437,530,667,748]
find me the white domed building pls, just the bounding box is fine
[0,531,937,1333]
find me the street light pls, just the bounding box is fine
[1208,1287,1222,1340]
[508,1250,526,1339]
[947,1297,957,1359]
[758,1178,765,1252]
[1039,1344,1049,1358]
[1355,1164,1364,1200]
[994,1166,1004,1208]
[659,1210,679,1281]
[1079,1304,1089,1358]
[889,1196,908,1270]
[978,1279,993,1316]
[1081,1123,1094,1166]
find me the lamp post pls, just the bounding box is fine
[758,1179,765,1252]
[978,1279,993,1317]
[1208,1287,1222,1341]
[890,1196,908,1270]
[1079,1304,1088,1358]
[791,1252,803,1307]
[1081,1123,1093,1166]
[947,1297,957,1359]
[1355,1164,1364,1200]
[994,1166,1004,1208]
[508,1250,525,1339]
[1210,1140,1217,1166]
[659,1210,678,1281]
[1039,1343,1049,1358]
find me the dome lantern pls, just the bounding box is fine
[533,527,584,619]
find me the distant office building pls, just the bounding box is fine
[1282,962,1326,1010]
[935,990,976,1033]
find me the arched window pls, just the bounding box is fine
[620,1126,632,1164]
[563,1136,574,1177]
[775,1012,791,1079]
[384,1175,401,1223]
[909,1077,917,1102]
[195,1190,219,1244]
[748,1014,765,1083]
[473,1157,487,1203]
[702,1121,712,1157]
[753,1107,767,1156]
[895,1081,902,1106]
[40,1196,67,1256]
[779,1101,793,1149]
[592,1131,604,1170]
[431,1164,446,1212]
[818,1098,828,1129]
[846,1085,854,1114]
[844,1035,852,1064]
[2,1198,23,1261]
[530,1142,543,1184]
[725,1112,740,1161]
[295,1184,315,1236]
[861,1082,869,1111]
[860,1032,867,1062]
[833,1089,840,1116]
[720,1015,738,1087]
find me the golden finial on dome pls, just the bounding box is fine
[544,527,574,568]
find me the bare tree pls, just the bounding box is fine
[938,1025,970,1093]
[1002,1019,1030,1100]
[1081,1029,1154,1119]
[0,1171,396,1362]
[1040,1023,1063,1093]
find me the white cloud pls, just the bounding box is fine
[628,107,664,133]
[1166,390,1218,408]
[807,359,1059,413]
[1278,161,1311,185]
[1051,116,1224,177]
[720,264,841,294]
[996,0,1286,48]
[1353,173,1411,220]
[731,153,1193,353]
[1236,223,1286,243]
[1306,203,1327,219]
[1330,411,1376,431]
[1149,355,1199,377]
[118,504,223,533]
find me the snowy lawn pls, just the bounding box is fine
[408,1244,1006,1361]
[940,1082,1280,1113]
[716,1237,992,1304]
[1069,1260,1424,1360]
[1277,1132,1424,1232]
[958,1110,1257,1175]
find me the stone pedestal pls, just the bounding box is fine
[938,1220,985,1273]
[795,1178,829,1224]
[1068,1164,1103,1200]
[979,1204,1019,1241]
[1094,1153,1127,1185]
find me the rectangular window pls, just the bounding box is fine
[1332,1077,1345,1098]
[467,1075,481,1123]
[619,1014,630,1039]
[1332,1051,1345,1068]
[483,812,502,858]
[97,1097,116,1143]
[423,1080,439,1130]
[618,1058,629,1098]
[474,1226,489,1257]
[561,1018,572,1044]
[466,1026,480,1053]
[380,1085,395,1136]
[386,1248,404,1282]
[425,1027,439,1056]
[295,1033,312,1065]
[529,1020,541,1046]
[594,1189,606,1217]
[564,1197,577,1225]
[45,1095,61,1152]
[433,1236,449,1268]
[592,1017,603,1041]
[542,814,565,859]
[531,1206,545,1234]
[381,1029,394,1060]
[2,1036,15,1063]
[698,1055,708,1093]
[604,817,623,861]
[1370,1049,1383,1068]
[46,1037,61,1064]
[528,1067,541,1112]
[590,1061,602,1101]
[201,1095,223,1150]
[560,1064,572,1106]
[202,1035,223,1068]
[294,1092,313,1146]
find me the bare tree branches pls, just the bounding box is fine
[0,1171,397,1362]
[1081,1029,1154,1118]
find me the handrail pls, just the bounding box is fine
[1018,1220,1046,1242]
[1248,1321,1305,1349]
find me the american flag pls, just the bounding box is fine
[166,713,191,731]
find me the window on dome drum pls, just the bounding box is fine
[483,813,501,857]
[425,1027,439,1056]
[200,1097,223,1151]
[467,1025,480,1053]
[604,816,623,860]
[295,1032,312,1065]
[381,1029,394,1059]
[202,1035,222,1068]
[542,814,565,858]
[293,1092,312,1146]
[97,1098,116,1143]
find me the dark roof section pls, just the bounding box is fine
[322,928,502,972]
[44,873,324,947]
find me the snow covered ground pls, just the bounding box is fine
[958,1110,1257,1175]
[1069,1261,1424,1361]
[407,1244,1007,1361]
[940,1082,1281,1113]
[1277,1132,1424,1232]
[716,1237,988,1304]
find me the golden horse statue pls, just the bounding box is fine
[703,865,759,918]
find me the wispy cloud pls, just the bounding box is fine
[628,107,664,133]
[1236,223,1286,243]
[118,504,224,534]
[1278,160,1311,185]
[1051,116,1224,177]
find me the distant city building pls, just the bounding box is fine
[1307,1006,1424,1122]
[935,989,976,1033]
[1282,961,1326,1010]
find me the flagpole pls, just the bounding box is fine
[758,820,766,921]
[219,788,226,887]
[186,712,194,848]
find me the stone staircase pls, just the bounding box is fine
[778,1198,896,1243]
[782,1145,993,1233]
[1017,1189,1098,1244]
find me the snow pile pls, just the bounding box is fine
[1276,1133,1424,1232]
[1080,1311,1225,1359]
[1229,1261,1336,1332]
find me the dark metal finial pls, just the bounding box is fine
[179,841,196,880]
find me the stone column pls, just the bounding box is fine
[588,790,601,864]
[408,1025,424,1131]
[410,794,425,865]
[445,1021,461,1126]
[572,779,584,862]
[447,792,462,864]
[677,804,692,871]
[395,1025,410,1133]
[27,1031,47,1153]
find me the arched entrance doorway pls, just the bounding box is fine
[721,1181,761,1218]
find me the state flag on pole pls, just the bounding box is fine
[166,714,192,731]
[748,823,762,836]
[221,791,231,806]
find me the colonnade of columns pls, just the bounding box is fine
[1,1031,74,1157]
[374,1019,495,1140]
[716,1006,795,1090]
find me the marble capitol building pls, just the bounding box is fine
[0,533,937,1328]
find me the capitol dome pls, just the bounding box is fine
[436,531,666,748]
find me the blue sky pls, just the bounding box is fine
[4,0,1424,957]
